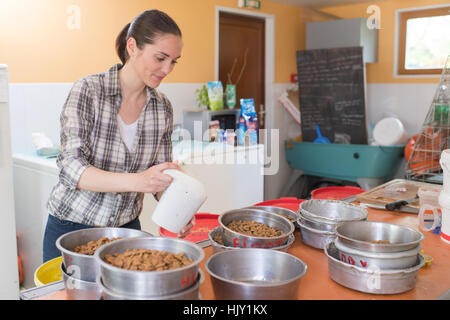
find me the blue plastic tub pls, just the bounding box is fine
[285,141,405,182]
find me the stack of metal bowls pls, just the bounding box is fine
[205,248,307,300]
[218,208,295,249]
[56,227,150,299]
[297,199,368,249]
[93,237,205,300]
[325,221,425,294]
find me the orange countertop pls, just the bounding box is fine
[34,206,450,300]
[198,207,450,300]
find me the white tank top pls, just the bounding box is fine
[117,114,138,152]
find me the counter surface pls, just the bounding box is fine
[199,207,449,300]
[30,206,449,300]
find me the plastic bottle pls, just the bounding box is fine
[434,85,449,123]
[237,116,246,146]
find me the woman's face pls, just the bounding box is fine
[128,34,182,88]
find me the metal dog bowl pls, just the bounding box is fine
[297,220,336,249]
[205,248,307,300]
[61,264,101,300]
[97,270,203,300]
[298,211,339,232]
[208,227,295,254]
[94,237,204,297]
[299,199,368,223]
[218,208,294,249]
[325,242,425,294]
[56,227,151,282]
[244,206,300,226]
[334,239,421,270]
[335,221,424,253]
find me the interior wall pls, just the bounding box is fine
[319,0,448,84]
[0,0,304,83]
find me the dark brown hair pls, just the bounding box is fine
[115,10,182,64]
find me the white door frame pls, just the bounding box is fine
[215,6,275,131]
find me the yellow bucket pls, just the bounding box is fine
[34,256,63,287]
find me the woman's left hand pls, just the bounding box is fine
[177,216,196,238]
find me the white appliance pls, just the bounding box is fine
[12,153,58,289]
[0,64,20,298]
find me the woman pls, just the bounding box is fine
[43,10,192,262]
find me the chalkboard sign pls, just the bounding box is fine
[296,47,368,144]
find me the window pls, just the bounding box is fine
[397,6,450,75]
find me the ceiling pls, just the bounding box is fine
[267,0,390,8]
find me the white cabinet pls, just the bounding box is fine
[13,153,58,289]
[0,64,20,298]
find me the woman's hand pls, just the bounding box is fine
[135,161,180,194]
[177,216,196,238]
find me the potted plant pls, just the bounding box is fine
[195,84,210,110]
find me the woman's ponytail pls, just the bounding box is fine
[115,22,131,65]
[115,10,181,65]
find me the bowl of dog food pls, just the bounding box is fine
[218,208,294,249]
[96,270,204,300]
[56,227,151,282]
[94,237,205,298]
[335,221,424,253]
[244,205,300,227]
[208,227,295,254]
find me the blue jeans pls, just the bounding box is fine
[42,214,141,263]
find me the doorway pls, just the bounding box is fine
[218,12,265,128]
[215,7,274,132]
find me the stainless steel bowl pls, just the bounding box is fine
[208,227,295,254]
[61,264,101,300]
[245,206,300,226]
[335,221,424,253]
[298,211,339,232]
[205,248,307,300]
[218,208,294,249]
[325,242,425,294]
[56,227,151,281]
[94,237,205,297]
[97,270,203,300]
[297,220,336,249]
[334,239,421,269]
[299,199,368,223]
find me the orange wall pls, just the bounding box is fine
[320,0,448,84]
[0,0,304,83]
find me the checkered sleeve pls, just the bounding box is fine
[154,95,174,165]
[56,78,94,190]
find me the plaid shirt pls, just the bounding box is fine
[47,64,173,227]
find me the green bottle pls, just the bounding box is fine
[434,85,449,123]
[226,84,236,109]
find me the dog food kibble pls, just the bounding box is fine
[72,237,122,255]
[369,240,392,244]
[213,232,224,245]
[279,214,295,222]
[227,220,284,237]
[104,249,193,271]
